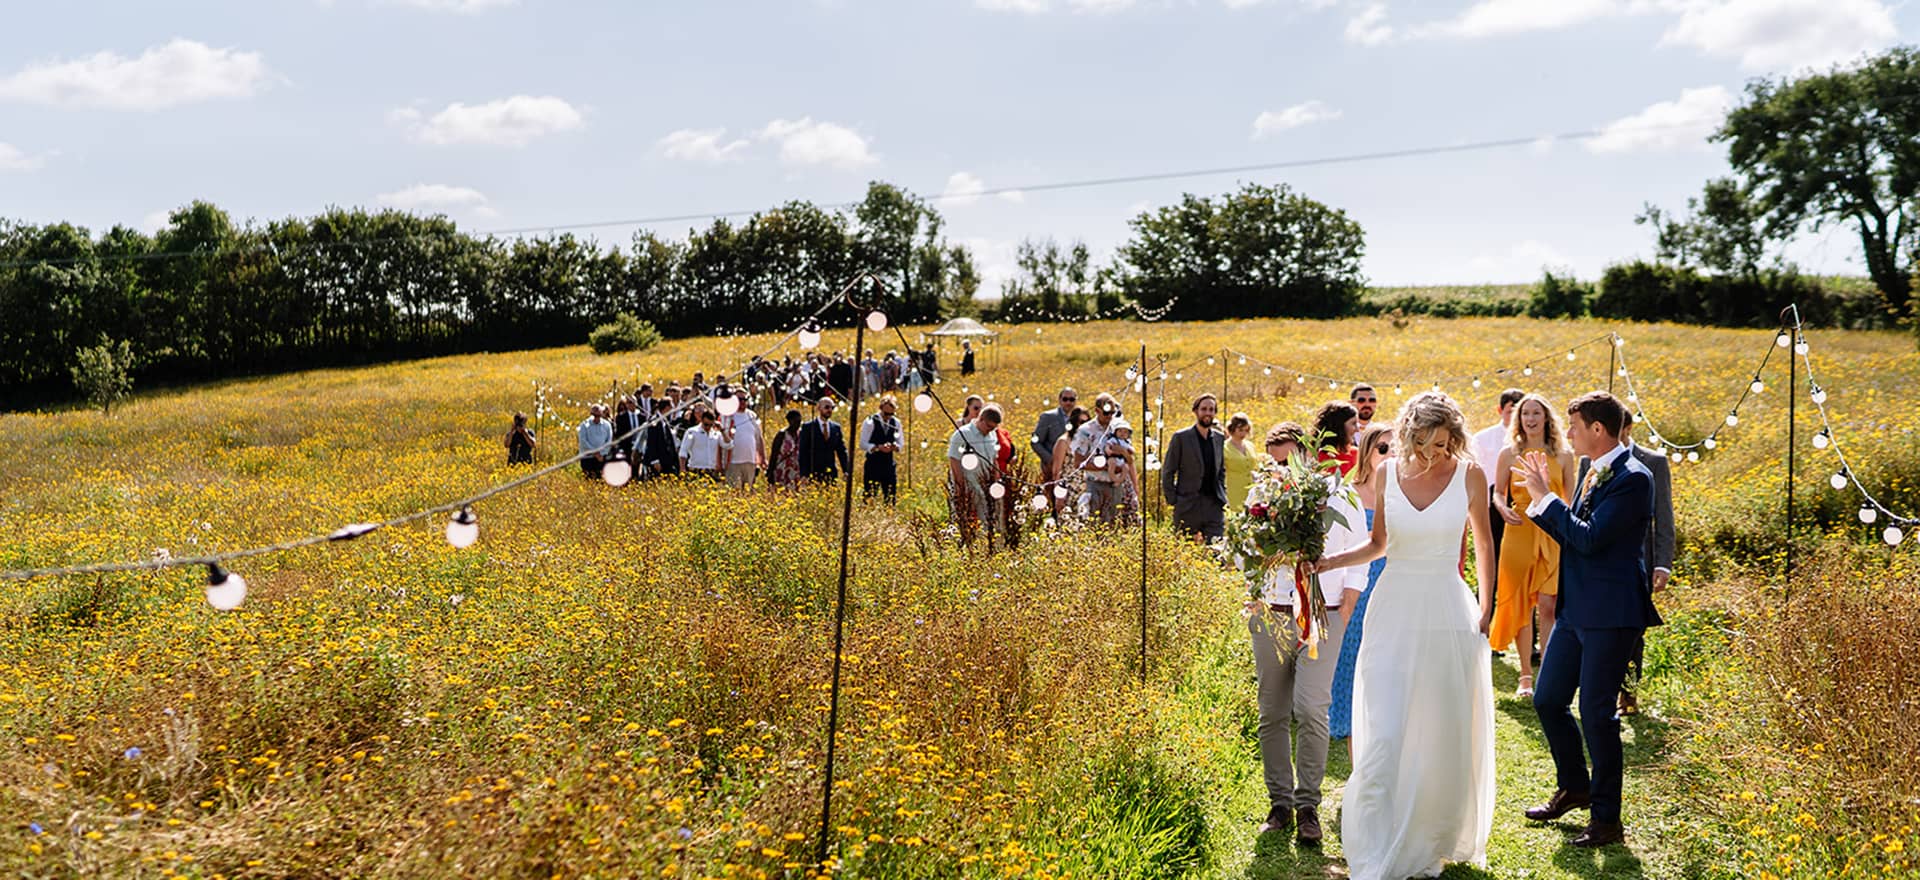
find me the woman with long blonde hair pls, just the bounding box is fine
[1489,393,1580,696]
[1314,392,1496,879]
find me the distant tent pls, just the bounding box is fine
[927,317,998,339]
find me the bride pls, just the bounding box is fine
[1312,392,1497,879]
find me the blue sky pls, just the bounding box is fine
[1,0,1913,290]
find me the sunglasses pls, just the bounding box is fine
[1355,397,1377,404]
[1060,397,1077,402]
[1375,441,1392,454]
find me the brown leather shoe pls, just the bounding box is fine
[1296,807,1323,846]
[1524,789,1592,822]
[1572,821,1625,848]
[1258,804,1292,834]
[1617,691,1640,718]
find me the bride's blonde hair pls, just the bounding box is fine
[1394,391,1470,466]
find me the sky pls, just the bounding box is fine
[1,0,1915,293]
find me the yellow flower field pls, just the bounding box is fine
[1,315,1915,878]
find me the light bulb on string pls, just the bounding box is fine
[1297,375,1306,384]
[1126,365,1139,381]
[1617,368,1627,377]
[988,482,1007,499]
[714,384,740,417]
[1263,367,1272,376]
[1175,373,1184,381]
[1523,366,1534,377]
[1053,485,1068,500]
[1703,437,1718,450]
[1472,378,1482,389]
[1812,430,1830,450]
[1859,505,1878,524]
[1750,379,1765,394]
[1092,454,1108,468]
[1206,357,1216,366]
[914,393,933,413]
[205,564,247,611]
[1158,370,1168,381]
[865,310,888,332]
[1031,494,1049,511]
[446,505,480,548]
[1810,387,1827,405]
[1238,356,1248,366]
[1795,341,1808,355]
[602,458,633,487]
[1393,385,1402,395]
[1884,525,1904,546]
[1327,380,1337,389]
[1686,451,1699,462]
[798,321,823,350]
[1830,470,1849,490]
[1567,350,1577,361]
[1776,332,1792,348]
[1725,414,1739,427]
[961,453,980,472]
[1613,335,1625,347]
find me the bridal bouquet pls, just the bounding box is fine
[1221,436,1358,660]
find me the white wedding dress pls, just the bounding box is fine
[1342,459,1495,880]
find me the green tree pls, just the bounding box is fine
[938,245,982,318]
[1718,46,1920,316]
[999,238,1097,317]
[1635,177,1772,278]
[853,183,944,320]
[1115,183,1365,320]
[70,335,137,415]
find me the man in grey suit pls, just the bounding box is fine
[1030,387,1077,482]
[1160,393,1228,540]
[1618,410,1674,716]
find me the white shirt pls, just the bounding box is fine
[1472,422,1508,485]
[678,426,728,470]
[1073,420,1114,483]
[720,411,762,466]
[1259,477,1367,608]
[1527,442,1629,518]
[858,414,902,453]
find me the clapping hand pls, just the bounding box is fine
[1517,453,1554,509]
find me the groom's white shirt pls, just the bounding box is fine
[1527,442,1628,518]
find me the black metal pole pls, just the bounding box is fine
[1608,335,1617,395]
[1140,343,1150,685]
[1220,349,1229,408]
[1784,317,1796,598]
[817,299,868,869]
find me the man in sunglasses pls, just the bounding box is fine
[1031,387,1078,484]
[1349,384,1378,431]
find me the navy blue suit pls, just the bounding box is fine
[1528,448,1662,825]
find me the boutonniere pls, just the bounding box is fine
[1592,463,1615,487]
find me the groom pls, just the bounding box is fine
[1517,391,1662,848]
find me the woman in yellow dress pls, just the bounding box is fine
[1489,393,1578,697]
[1222,412,1257,510]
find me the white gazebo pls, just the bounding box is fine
[925,317,1000,369]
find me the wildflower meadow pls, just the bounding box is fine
[3,314,1916,879]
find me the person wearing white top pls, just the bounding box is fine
[1243,423,1370,844]
[678,410,729,476]
[719,407,764,490]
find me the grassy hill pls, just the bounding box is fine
[2,316,1916,878]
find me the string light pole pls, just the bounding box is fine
[1138,344,1151,684]
[816,274,890,871]
[1780,307,1799,594]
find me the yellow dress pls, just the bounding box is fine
[1223,440,1256,510]
[1488,449,1565,653]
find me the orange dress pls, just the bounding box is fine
[1488,450,1565,653]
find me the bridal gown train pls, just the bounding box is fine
[1342,459,1496,880]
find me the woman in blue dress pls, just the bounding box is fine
[1330,424,1395,743]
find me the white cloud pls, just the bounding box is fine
[0,142,47,171]
[961,237,1021,299]
[974,0,1136,12]
[1587,85,1733,153]
[1466,240,1571,280]
[1660,0,1896,72]
[391,95,585,147]
[0,39,271,111]
[941,171,988,206]
[658,128,750,163]
[756,117,877,170]
[1344,4,1395,45]
[376,183,498,217]
[1252,100,1341,138]
[384,0,517,11]
[999,189,1026,204]
[1419,0,1621,38]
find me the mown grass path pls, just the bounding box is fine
[1215,657,1687,880]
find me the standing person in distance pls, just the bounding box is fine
[1031,388,1078,484]
[946,403,1004,546]
[1161,393,1228,540]
[961,339,976,376]
[612,397,641,464]
[768,409,804,490]
[859,395,904,504]
[506,412,537,465]
[577,404,613,479]
[1350,384,1378,431]
[719,397,765,490]
[678,406,727,480]
[1519,391,1662,849]
[1048,406,1091,520]
[1489,394,1578,697]
[1313,401,1362,477]
[798,398,850,485]
[1223,413,1258,510]
[1616,410,1675,717]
